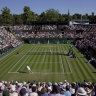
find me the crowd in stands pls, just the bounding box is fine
[13,25,91,32]
[0,25,96,96]
[75,27,96,59]
[42,25,57,30]
[0,80,96,96]
[75,27,96,49]
[13,25,93,39]
[15,31,84,39]
[13,25,57,31]
[17,32,63,39]
[0,25,96,58]
[66,25,90,31]
[0,25,96,47]
[75,27,96,64]
[0,27,22,55]
[13,25,32,31]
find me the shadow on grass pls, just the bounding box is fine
[90,61,96,69]
[93,72,96,73]
[55,53,67,56]
[80,57,85,58]
[18,71,27,73]
[85,61,88,63]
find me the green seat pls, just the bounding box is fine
[0,35,4,39]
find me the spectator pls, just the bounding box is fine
[20,88,27,96]
[40,87,48,96]
[30,86,38,96]
[64,86,71,96]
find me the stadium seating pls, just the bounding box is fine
[0,25,96,96]
[0,27,22,55]
[0,80,96,96]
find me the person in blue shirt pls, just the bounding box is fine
[64,86,71,96]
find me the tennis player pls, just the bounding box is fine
[26,66,32,73]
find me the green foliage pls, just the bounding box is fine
[0,15,3,25]
[45,8,60,21]
[0,6,96,25]
[39,12,46,21]
[39,9,65,21]
[58,14,65,21]
[23,6,37,24]
[13,14,23,25]
[1,6,13,25]
[24,6,31,13]
[63,14,72,21]
[72,13,81,19]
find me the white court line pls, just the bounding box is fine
[63,46,72,73]
[41,46,57,47]
[30,72,72,74]
[49,47,52,54]
[58,46,64,73]
[43,53,46,62]
[8,46,33,73]
[8,72,19,73]
[25,62,60,63]
[16,46,36,72]
[65,56,72,73]
[28,51,64,52]
[16,55,30,72]
[8,71,72,74]
[39,48,46,71]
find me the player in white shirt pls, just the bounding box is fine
[26,66,32,73]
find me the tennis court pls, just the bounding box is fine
[8,44,72,74]
[0,44,96,82]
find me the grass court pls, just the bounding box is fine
[0,44,96,82]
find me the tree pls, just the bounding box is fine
[45,8,60,21]
[67,15,72,21]
[72,13,81,19]
[23,6,36,24]
[13,14,23,25]
[62,14,72,21]
[85,13,89,18]
[39,12,46,21]
[92,12,94,17]
[1,6,13,25]
[89,13,96,24]
[0,14,3,25]
[82,13,89,19]
[58,14,65,21]
[24,6,31,13]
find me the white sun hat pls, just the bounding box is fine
[77,87,87,95]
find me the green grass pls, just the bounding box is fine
[0,44,96,82]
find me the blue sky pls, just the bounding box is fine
[0,0,96,15]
